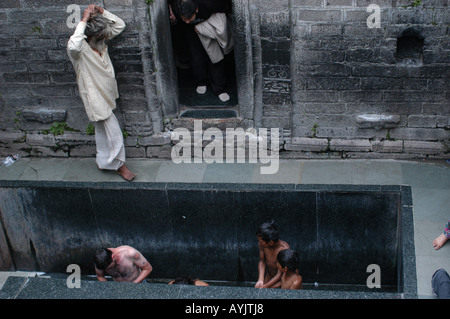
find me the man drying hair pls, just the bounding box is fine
[67,4,135,181]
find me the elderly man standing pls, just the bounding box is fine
[67,4,135,181]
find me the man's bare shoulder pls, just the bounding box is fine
[116,245,139,257]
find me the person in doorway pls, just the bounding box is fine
[171,0,232,102]
[255,220,290,288]
[67,4,135,181]
[93,246,152,283]
[277,249,303,290]
[432,220,449,250]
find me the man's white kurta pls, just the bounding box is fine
[67,10,125,122]
[67,10,126,170]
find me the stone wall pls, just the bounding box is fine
[287,0,449,159]
[0,0,448,161]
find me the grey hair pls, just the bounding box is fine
[85,13,108,38]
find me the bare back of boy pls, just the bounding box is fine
[281,271,303,290]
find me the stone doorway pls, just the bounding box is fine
[166,0,238,118]
[148,0,265,129]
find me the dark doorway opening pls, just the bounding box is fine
[169,1,237,109]
[176,53,237,108]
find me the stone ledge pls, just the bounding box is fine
[21,108,66,124]
[371,139,403,153]
[329,139,372,152]
[404,140,444,154]
[285,137,329,152]
[138,132,172,146]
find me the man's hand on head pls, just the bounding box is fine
[82,4,95,22]
[82,4,104,23]
[94,5,104,15]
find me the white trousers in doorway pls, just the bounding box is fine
[94,113,125,170]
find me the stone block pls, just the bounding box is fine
[21,108,67,124]
[330,138,372,152]
[390,128,449,141]
[291,0,322,7]
[0,131,26,144]
[55,132,95,145]
[26,133,56,146]
[295,10,342,22]
[407,115,437,128]
[285,137,329,152]
[138,132,172,146]
[326,0,353,6]
[306,77,360,90]
[146,145,172,159]
[69,145,96,157]
[18,38,58,49]
[356,114,400,129]
[31,145,69,157]
[124,146,146,158]
[404,141,444,154]
[372,139,403,153]
[104,0,133,6]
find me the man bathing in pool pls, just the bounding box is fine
[93,245,152,283]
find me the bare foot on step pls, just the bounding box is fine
[433,233,448,250]
[117,164,136,181]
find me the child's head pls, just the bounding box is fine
[256,220,279,244]
[172,276,195,285]
[277,249,299,272]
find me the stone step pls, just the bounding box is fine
[0,274,405,299]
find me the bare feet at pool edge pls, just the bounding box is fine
[117,164,136,181]
[433,233,448,250]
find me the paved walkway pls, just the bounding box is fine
[0,157,449,298]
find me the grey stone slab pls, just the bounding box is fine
[13,277,178,299]
[0,159,29,180]
[178,285,261,299]
[410,187,450,222]
[349,161,403,185]
[251,160,303,184]
[0,276,27,299]
[300,161,354,184]
[2,276,406,299]
[202,163,256,183]
[125,159,162,182]
[155,161,207,183]
[301,160,405,185]
[62,158,108,182]
[15,158,69,181]
[401,162,450,189]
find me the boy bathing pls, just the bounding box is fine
[277,249,303,289]
[255,221,289,288]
